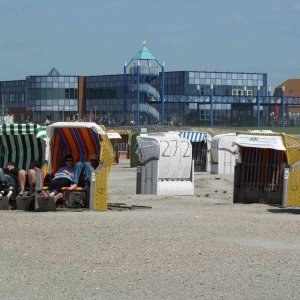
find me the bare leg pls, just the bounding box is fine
[27,168,37,192]
[7,190,14,210]
[6,190,12,200]
[18,169,27,194]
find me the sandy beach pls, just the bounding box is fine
[0,159,299,300]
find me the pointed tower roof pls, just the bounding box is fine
[48,67,60,76]
[133,41,156,60]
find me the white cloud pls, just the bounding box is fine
[222,15,242,24]
[0,39,41,52]
[270,5,281,12]
[294,3,300,11]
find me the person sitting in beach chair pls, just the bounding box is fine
[18,160,41,196]
[83,154,100,185]
[41,154,83,203]
[0,161,20,209]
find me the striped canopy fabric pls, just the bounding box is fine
[50,126,101,174]
[0,124,47,170]
[179,131,207,143]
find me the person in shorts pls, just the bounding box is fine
[18,160,41,196]
[41,154,83,203]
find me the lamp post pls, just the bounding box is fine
[257,85,260,128]
[136,61,140,126]
[197,85,200,125]
[161,61,165,126]
[244,86,247,123]
[1,96,4,124]
[210,84,214,128]
[282,86,285,128]
[32,108,35,124]
[93,106,97,122]
[124,62,127,125]
[268,86,271,126]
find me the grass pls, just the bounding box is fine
[186,126,300,137]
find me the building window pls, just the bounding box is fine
[65,88,70,98]
[232,89,252,96]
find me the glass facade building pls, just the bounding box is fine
[85,75,124,125]
[0,69,268,126]
[0,80,26,121]
[0,74,79,123]
[26,75,79,122]
[83,70,267,126]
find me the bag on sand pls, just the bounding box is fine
[64,191,86,209]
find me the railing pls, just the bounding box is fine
[132,103,160,120]
[164,95,300,105]
[132,83,160,101]
[129,66,159,76]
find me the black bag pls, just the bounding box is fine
[64,191,86,209]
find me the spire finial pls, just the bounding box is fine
[143,40,147,46]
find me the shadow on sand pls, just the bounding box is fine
[268,208,300,214]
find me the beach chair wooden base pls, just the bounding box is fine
[36,196,56,212]
[0,196,9,210]
[234,186,282,205]
[16,195,35,211]
[16,196,24,210]
[263,190,282,205]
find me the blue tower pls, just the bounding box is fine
[124,41,165,126]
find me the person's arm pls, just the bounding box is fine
[58,167,74,179]
[63,168,74,177]
[68,168,75,179]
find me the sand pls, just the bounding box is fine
[0,160,299,300]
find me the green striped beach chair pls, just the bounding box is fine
[0,123,48,170]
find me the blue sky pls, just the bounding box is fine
[0,0,299,91]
